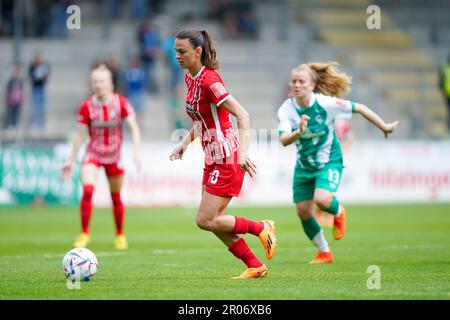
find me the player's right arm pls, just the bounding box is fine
[279,115,310,146]
[61,125,89,180]
[277,101,310,147]
[62,100,90,180]
[169,125,198,161]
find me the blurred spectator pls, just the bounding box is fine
[0,0,14,36]
[124,56,146,116]
[109,0,124,19]
[207,0,259,40]
[48,0,73,38]
[131,0,148,20]
[3,64,25,130]
[105,55,122,93]
[34,0,53,37]
[439,54,450,132]
[237,6,259,39]
[29,52,50,132]
[161,29,186,129]
[138,19,160,93]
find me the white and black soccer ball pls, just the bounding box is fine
[62,248,98,281]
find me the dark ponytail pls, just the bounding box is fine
[176,29,220,70]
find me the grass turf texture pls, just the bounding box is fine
[0,204,449,299]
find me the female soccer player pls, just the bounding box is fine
[277,62,398,264]
[169,29,277,279]
[62,64,142,250]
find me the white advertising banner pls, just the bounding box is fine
[91,140,450,207]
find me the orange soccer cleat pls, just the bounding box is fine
[333,205,347,240]
[308,251,333,264]
[231,264,269,279]
[258,220,278,260]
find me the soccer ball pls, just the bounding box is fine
[62,248,98,281]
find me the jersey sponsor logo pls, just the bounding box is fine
[91,120,118,128]
[299,130,326,140]
[210,82,227,98]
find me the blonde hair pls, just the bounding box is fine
[292,61,351,98]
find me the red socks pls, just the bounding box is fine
[80,184,94,233]
[80,186,125,236]
[232,216,264,236]
[111,192,125,235]
[228,238,262,268]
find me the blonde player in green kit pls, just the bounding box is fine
[277,62,399,264]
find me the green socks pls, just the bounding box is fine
[325,196,340,215]
[301,216,322,240]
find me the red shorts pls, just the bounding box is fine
[202,152,245,198]
[82,157,124,177]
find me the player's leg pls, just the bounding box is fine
[196,192,267,279]
[106,163,127,250]
[296,200,333,264]
[314,165,346,240]
[293,167,332,263]
[74,162,99,247]
[201,159,277,260]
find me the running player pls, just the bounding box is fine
[277,62,398,264]
[170,29,277,279]
[62,64,142,250]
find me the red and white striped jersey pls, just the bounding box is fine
[184,66,239,162]
[77,93,135,164]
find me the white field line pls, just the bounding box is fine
[1,243,449,261]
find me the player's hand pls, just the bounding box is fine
[299,115,310,134]
[383,121,399,139]
[239,153,257,178]
[169,143,186,161]
[61,162,73,181]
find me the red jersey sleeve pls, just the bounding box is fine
[119,95,135,119]
[77,100,90,126]
[204,72,230,106]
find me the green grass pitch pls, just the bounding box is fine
[0,203,449,299]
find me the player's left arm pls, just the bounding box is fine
[221,96,256,177]
[126,116,142,170]
[354,103,399,139]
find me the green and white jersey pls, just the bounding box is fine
[277,92,356,171]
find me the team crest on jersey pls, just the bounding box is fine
[210,82,227,98]
[315,114,324,124]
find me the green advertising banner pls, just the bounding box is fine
[0,145,81,205]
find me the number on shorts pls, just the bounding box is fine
[328,169,340,184]
[210,170,220,185]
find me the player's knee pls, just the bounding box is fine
[314,194,331,210]
[196,216,213,231]
[82,185,94,201]
[297,208,312,220]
